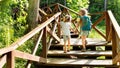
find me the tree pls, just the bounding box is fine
[27,0,40,32]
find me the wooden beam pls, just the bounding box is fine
[72,18,80,33]
[108,10,120,40]
[53,4,60,13]
[47,27,60,42]
[13,50,46,63]
[113,51,120,64]
[39,8,47,15]
[0,55,6,68]
[105,11,111,42]
[57,3,79,15]
[92,26,106,40]
[47,23,57,50]
[6,51,15,68]
[92,14,105,27]
[0,12,61,55]
[40,27,47,59]
[26,30,43,68]
[112,26,117,60]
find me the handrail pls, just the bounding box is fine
[107,10,120,39]
[107,10,120,65]
[0,12,61,55]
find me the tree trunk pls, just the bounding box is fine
[27,0,40,32]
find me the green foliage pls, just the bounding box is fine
[0,0,29,67]
[40,0,66,7]
[67,0,89,12]
[0,0,28,48]
[89,0,120,25]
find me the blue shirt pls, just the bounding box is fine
[80,15,91,31]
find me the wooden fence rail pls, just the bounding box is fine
[0,12,61,68]
[107,10,120,65]
[0,3,120,68]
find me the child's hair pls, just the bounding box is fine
[80,8,88,15]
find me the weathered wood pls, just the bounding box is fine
[39,8,47,15]
[46,58,113,66]
[26,30,43,68]
[47,23,57,50]
[72,18,80,33]
[92,26,106,39]
[105,11,111,42]
[7,51,15,68]
[0,12,61,55]
[92,14,105,27]
[47,26,60,42]
[113,52,120,65]
[51,38,109,46]
[58,3,79,15]
[108,10,120,40]
[112,26,117,59]
[0,55,6,68]
[13,50,46,63]
[48,50,112,56]
[53,4,60,13]
[40,27,47,59]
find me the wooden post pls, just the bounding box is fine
[6,51,15,68]
[105,11,111,42]
[112,26,117,59]
[40,27,47,59]
[57,16,61,38]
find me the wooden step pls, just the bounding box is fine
[51,38,111,46]
[40,58,115,67]
[48,50,112,57]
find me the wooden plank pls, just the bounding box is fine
[108,10,120,40]
[47,23,57,50]
[26,30,43,68]
[46,58,113,66]
[13,50,46,63]
[0,12,61,55]
[51,38,109,46]
[40,27,47,59]
[105,11,111,42]
[48,50,112,56]
[39,8,47,15]
[92,26,106,40]
[113,52,120,65]
[92,14,105,27]
[47,27,60,42]
[0,55,6,68]
[6,51,15,68]
[58,3,79,15]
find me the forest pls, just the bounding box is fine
[0,0,120,67]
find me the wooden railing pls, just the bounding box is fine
[0,12,61,68]
[107,10,120,65]
[0,3,120,68]
[44,3,120,65]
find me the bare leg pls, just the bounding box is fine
[81,35,87,52]
[67,38,70,52]
[63,41,67,53]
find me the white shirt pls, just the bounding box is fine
[60,21,71,35]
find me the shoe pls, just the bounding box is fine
[67,50,70,52]
[81,48,86,52]
[64,51,67,53]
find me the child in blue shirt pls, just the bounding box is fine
[78,9,92,52]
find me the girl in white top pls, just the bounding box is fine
[60,15,71,53]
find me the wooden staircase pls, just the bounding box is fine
[37,35,118,68]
